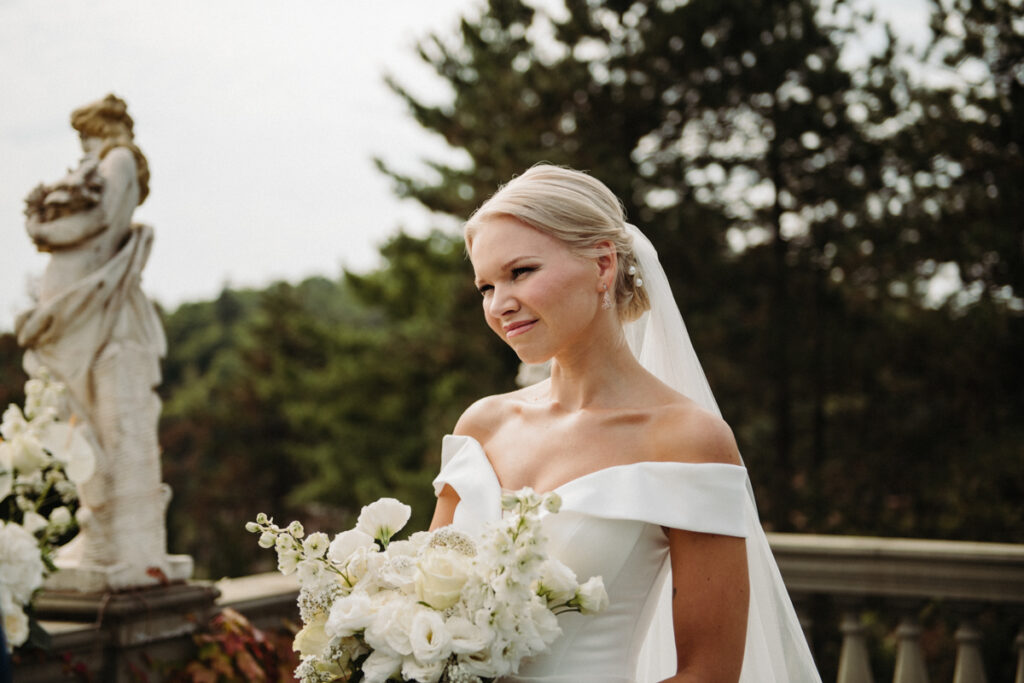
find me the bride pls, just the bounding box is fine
[430,165,820,682]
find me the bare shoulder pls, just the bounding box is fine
[648,399,742,466]
[452,383,541,443]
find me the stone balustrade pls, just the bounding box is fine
[770,533,1024,683]
[15,533,1024,681]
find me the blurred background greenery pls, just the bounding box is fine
[1,0,1020,582]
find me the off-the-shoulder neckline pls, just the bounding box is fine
[444,433,746,497]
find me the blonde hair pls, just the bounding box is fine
[465,164,650,321]
[71,94,150,204]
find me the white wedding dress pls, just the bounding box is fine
[435,434,749,682]
[433,224,821,682]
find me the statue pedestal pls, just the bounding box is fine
[26,581,219,683]
[43,554,194,593]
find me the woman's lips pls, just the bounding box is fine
[504,320,536,338]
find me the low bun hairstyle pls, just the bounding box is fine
[465,165,650,322]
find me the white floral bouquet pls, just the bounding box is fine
[248,489,608,683]
[0,371,95,650]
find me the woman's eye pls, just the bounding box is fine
[477,284,493,297]
[511,266,535,280]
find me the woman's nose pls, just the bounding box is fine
[487,285,518,317]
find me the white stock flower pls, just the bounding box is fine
[327,528,375,565]
[537,559,578,604]
[360,649,403,683]
[416,548,470,610]
[297,559,325,584]
[325,590,373,638]
[277,549,300,575]
[542,491,562,513]
[408,608,452,663]
[0,520,45,604]
[447,615,495,655]
[302,532,330,558]
[401,654,446,683]
[37,422,95,483]
[356,497,412,544]
[575,576,609,614]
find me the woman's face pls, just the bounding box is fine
[469,215,603,364]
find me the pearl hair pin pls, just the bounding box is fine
[627,265,643,287]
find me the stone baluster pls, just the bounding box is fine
[837,611,875,683]
[952,620,988,683]
[1014,629,1023,683]
[892,616,928,683]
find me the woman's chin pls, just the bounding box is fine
[512,347,552,367]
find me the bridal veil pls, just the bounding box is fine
[623,224,821,683]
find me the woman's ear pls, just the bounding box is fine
[595,240,617,283]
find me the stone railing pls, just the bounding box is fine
[771,533,1024,683]
[16,534,1024,681]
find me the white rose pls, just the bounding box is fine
[407,530,432,548]
[356,497,412,544]
[377,555,417,593]
[292,613,329,657]
[575,576,609,614]
[327,528,375,565]
[536,559,578,604]
[360,649,403,683]
[345,546,384,588]
[408,608,452,663]
[446,615,495,655]
[364,598,417,656]
[526,599,561,648]
[2,600,29,648]
[325,591,373,638]
[0,521,46,604]
[402,654,446,683]
[416,549,469,610]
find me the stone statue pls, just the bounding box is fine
[16,94,191,591]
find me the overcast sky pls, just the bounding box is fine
[0,0,482,332]
[0,0,929,333]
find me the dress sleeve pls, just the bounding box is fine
[557,461,750,538]
[431,435,502,534]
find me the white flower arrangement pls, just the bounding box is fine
[0,370,95,650]
[248,490,608,683]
